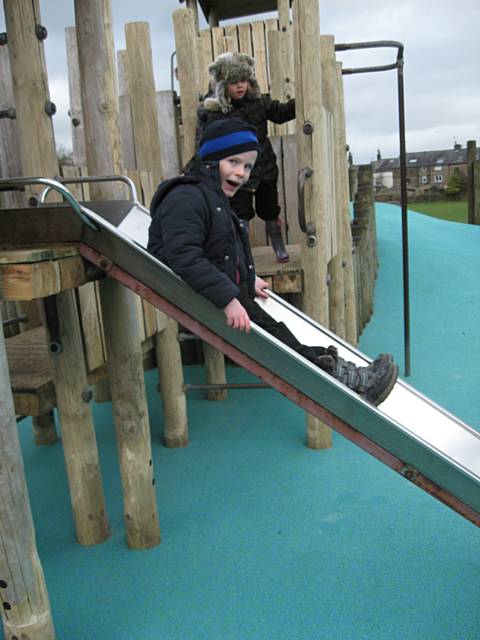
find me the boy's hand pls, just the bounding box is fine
[255,276,269,299]
[223,298,251,333]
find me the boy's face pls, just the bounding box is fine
[226,79,249,100]
[218,150,258,198]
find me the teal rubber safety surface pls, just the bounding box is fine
[3,204,479,640]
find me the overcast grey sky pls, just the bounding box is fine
[1,1,478,164]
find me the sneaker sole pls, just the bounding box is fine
[369,363,399,406]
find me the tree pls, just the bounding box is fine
[445,167,468,198]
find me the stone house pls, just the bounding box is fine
[371,142,479,197]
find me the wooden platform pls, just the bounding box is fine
[0,244,87,301]
[251,244,302,293]
[5,325,157,417]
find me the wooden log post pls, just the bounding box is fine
[335,61,358,345]
[156,90,181,178]
[467,140,480,225]
[155,316,189,447]
[0,308,55,640]
[125,22,164,186]
[123,23,189,446]
[65,27,87,166]
[173,8,201,164]
[3,0,58,194]
[0,45,23,208]
[321,36,345,340]
[185,0,200,34]
[4,0,111,545]
[292,0,332,449]
[44,292,110,544]
[74,0,160,549]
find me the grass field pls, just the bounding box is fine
[406,199,468,223]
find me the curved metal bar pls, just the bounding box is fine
[0,176,98,230]
[297,167,316,247]
[40,174,138,203]
[334,39,411,377]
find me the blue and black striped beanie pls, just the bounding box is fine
[198,117,259,161]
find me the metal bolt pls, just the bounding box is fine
[45,100,57,117]
[303,121,314,135]
[71,117,80,127]
[35,24,48,40]
[81,386,94,403]
[0,33,7,46]
[49,341,63,355]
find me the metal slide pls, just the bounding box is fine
[1,177,479,527]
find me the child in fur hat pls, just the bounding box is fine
[148,118,398,406]
[194,51,295,263]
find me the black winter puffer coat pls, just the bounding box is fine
[148,162,256,309]
[196,94,295,189]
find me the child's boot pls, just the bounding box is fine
[317,351,398,406]
[265,218,289,263]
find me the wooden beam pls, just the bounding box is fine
[173,8,201,164]
[74,0,161,549]
[293,0,332,450]
[125,22,163,185]
[65,26,87,166]
[0,305,55,639]
[3,0,59,195]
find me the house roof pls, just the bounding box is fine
[195,0,287,21]
[373,146,480,172]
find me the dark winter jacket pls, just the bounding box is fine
[194,94,295,190]
[148,161,256,309]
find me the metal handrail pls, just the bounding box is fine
[335,39,410,376]
[0,176,98,230]
[39,174,138,203]
[297,166,316,247]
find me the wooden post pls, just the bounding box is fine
[278,0,291,29]
[99,281,161,547]
[156,317,189,447]
[203,342,228,401]
[467,140,480,225]
[173,8,201,164]
[0,45,23,208]
[335,62,358,345]
[32,410,58,445]
[208,8,219,28]
[117,50,137,171]
[65,27,87,166]
[4,0,111,544]
[123,22,188,447]
[322,36,345,340]
[3,0,58,192]
[74,0,160,548]
[125,22,163,186]
[292,0,332,449]
[185,0,200,33]
[156,90,181,178]
[44,292,110,544]
[0,308,55,639]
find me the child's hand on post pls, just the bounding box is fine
[223,298,251,333]
[255,276,269,299]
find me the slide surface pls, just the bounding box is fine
[2,192,478,526]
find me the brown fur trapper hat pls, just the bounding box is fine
[204,52,261,113]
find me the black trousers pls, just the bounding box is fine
[230,181,280,222]
[237,283,326,365]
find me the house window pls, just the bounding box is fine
[421,175,428,184]
[434,174,443,183]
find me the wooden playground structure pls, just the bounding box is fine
[0,0,384,637]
